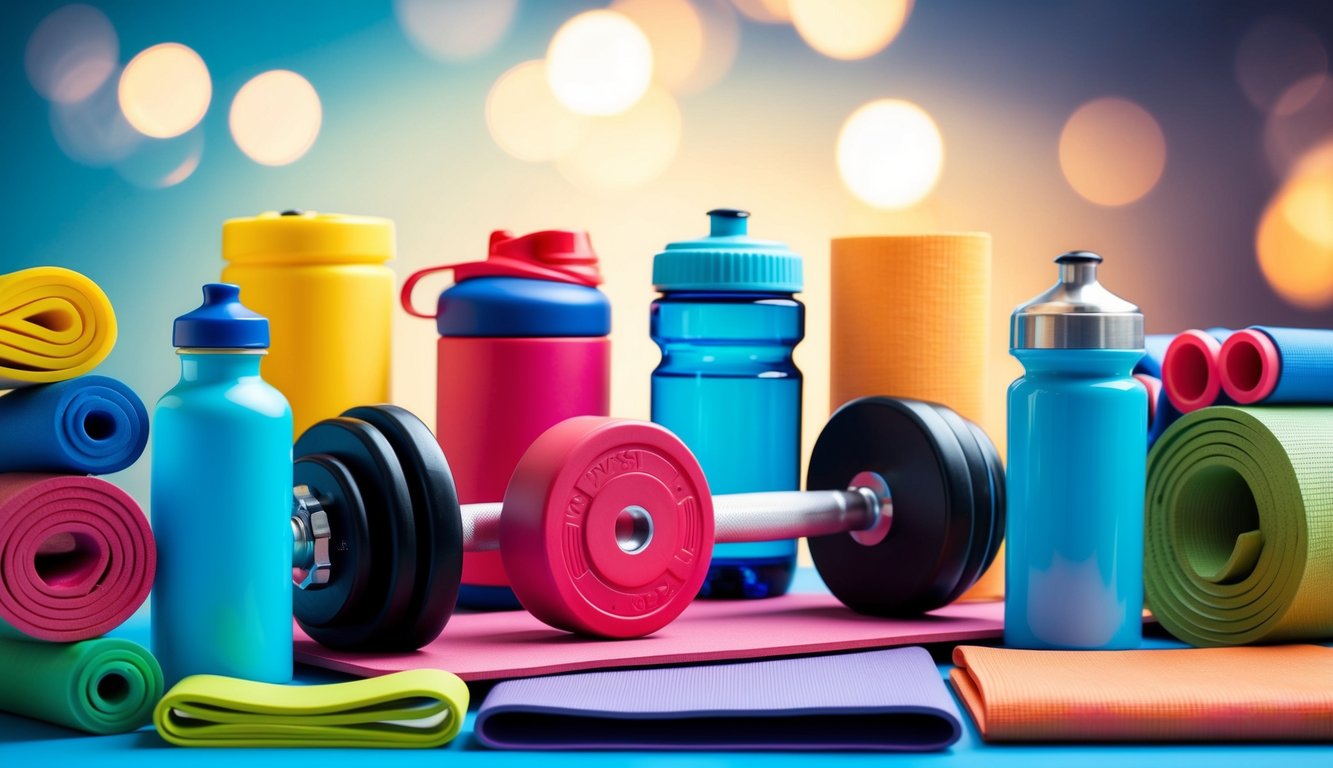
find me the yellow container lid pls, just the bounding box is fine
[223,210,395,265]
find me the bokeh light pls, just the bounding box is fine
[610,0,703,93]
[115,128,204,189]
[394,0,518,61]
[1235,17,1326,114]
[25,4,118,104]
[118,43,212,139]
[836,98,943,209]
[229,70,322,166]
[731,0,790,24]
[1264,74,1333,178]
[50,71,143,167]
[486,60,588,163]
[682,0,742,94]
[1255,141,1333,310]
[546,10,654,116]
[789,0,912,60]
[1058,97,1166,207]
[556,85,681,189]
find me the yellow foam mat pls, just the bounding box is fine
[0,267,116,389]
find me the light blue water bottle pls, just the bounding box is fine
[1006,251,1146,649]
[651,209,804,599]
[152,284,293,684]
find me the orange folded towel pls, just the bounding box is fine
[950,644,1333,742]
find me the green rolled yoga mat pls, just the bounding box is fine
[0,636,161,734]
[154,668,469,748]
[1145,406,1333,646]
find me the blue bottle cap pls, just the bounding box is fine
[653,209,804,292]
[173,284,270,349]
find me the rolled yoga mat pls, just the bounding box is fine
[475,647,962,751]
[0,266,117,389]
[1162,327,1232,413]
[1220,326,1333,405]
[830,233,1001,600]
[154,669,469,748]
[950,644,1333,741]
[1145,406,1333,646]
[1138,333,1181,445]
[0,474,154,642]
[0,376,148,475]
[0,635,161,735]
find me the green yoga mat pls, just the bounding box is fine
[154,668,469,748]
[0,636,162,734]
[1145,406,1333,646]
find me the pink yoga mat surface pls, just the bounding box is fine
[294,593,1005,682]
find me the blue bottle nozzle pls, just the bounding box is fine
[707,209,750,237]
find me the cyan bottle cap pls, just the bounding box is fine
[653,209,803,292]
[173,284,270,349]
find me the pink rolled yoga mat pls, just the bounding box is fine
[0,474,154,642]
[296,593,1005,682]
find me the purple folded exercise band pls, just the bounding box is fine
[474,646,962,752]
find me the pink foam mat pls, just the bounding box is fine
[294,593,1005,682]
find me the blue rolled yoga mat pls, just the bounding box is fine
[1137,334,1180,446]
[0,376,148,475]
[1221,327,1333,405]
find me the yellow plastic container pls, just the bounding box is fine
[222,211,395,435]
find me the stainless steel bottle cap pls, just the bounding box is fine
[1010,251,1143,350]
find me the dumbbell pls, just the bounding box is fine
[291,398,1004,649]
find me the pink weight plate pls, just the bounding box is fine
[500,417,714,639]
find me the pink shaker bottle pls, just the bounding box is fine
[401,230,611,608]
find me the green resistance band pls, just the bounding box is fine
[154,668,469,748]
[0,636,162,734]
[1145,406,1333,647]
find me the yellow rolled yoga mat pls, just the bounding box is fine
[0,266,116,389]
[830,234,1002,599]
[1145,407,1333,646]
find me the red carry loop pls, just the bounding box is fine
[400,230,603,320]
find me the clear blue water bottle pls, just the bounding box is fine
[651,209,804,599]
[152,284,293,685]
[1006,252,1146,649]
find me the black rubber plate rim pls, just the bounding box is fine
[292,417,417,650]
[927,401,997,604]
[806,396,975,616]
[342,404,463,650]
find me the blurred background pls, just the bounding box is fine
[2,0,1332,508]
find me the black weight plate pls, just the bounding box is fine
[928,402,996,604]
[966,419,1006,574]
[292,455,372,629]
[293,417,416,650]
[807,397,974,616]
[343,405,463,650]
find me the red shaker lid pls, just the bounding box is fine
[455,230,602,286]
[401,229,602,319]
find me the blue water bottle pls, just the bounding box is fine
[152,284,293,684]
[651,209,804,599]
[1006,251,1146,649]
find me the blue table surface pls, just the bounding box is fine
[3,570,1330,765]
